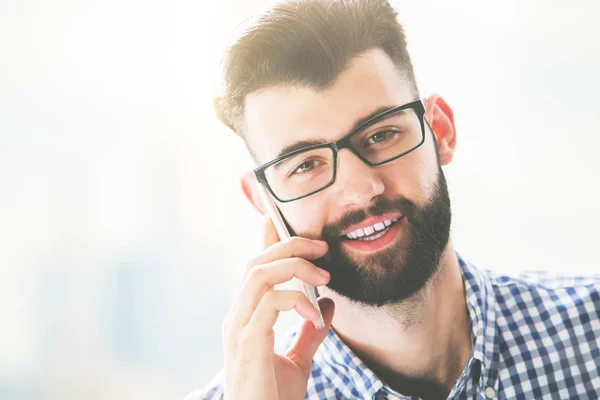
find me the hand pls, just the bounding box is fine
[221,216,335,400]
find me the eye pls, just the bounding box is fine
[366,130,398,145]
[292,159,321,175]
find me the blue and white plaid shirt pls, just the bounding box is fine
[189,253,600,399]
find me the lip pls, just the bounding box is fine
[341,216,404,252]
[339,213,404,237]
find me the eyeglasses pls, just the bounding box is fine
[254,99,426,203]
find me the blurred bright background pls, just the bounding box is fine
[1,0,599,399]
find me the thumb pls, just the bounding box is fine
[285,297,335,374]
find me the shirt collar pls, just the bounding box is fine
[458,253,500,389]
[319,326,385,399]
[315,252,500,399]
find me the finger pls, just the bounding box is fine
[247,237,328,275]
[227,216,284,321]
[246,290,321,337]
[286,297,335,375]
[231,258,330,330]
[228,215,279,314]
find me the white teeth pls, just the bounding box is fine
[343,217,402,240]
[360,230,386,241]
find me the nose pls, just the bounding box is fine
[331,149,385,209]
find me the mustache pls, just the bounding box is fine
[321,196,418,239]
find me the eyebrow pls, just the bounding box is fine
[276,105,397,158]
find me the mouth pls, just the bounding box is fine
[341,218,401,241]
[339,216,405,252]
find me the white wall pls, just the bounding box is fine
[0,0,598,398]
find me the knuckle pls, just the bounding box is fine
[247,266,274,293]
[287,257,303,267]
[288,237,318,257]
[286,236,301,244]
[294,290,307,303]
[262,289,277,304]
[298,257,314,268]
[290,257,312,273]
[287,236,305,248]
[289,352,311,373]
[245,256,260,270]
[244,266,272,293]
[296,257,315,269]
[247,265,266,281]
[265,290,289,310]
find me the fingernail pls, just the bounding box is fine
[312,240,327,247]
[317,267,330,277]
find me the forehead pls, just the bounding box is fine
[244,48,416,164]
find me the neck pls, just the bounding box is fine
[319,241,471,400]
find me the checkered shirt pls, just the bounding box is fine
[188,253,600,399]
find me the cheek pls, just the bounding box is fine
[279,202,329,239]
[412,146,441,201]
[380,144,439,200]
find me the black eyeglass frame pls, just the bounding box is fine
[254,98,427,203]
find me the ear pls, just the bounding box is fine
[241,170,266,215]
[423,94,457,166]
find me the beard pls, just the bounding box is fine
[312,164,452,307]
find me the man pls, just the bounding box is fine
[189,1,600,399]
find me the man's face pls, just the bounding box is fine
[244,48,452,306]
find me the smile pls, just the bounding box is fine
[343,218,400,241]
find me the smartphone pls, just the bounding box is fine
[256,183,326,330]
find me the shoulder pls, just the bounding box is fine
[484,268,600,346]
[479,269,600,396]
[484,268,599,310]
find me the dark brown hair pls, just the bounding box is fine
[214,0,418,139]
